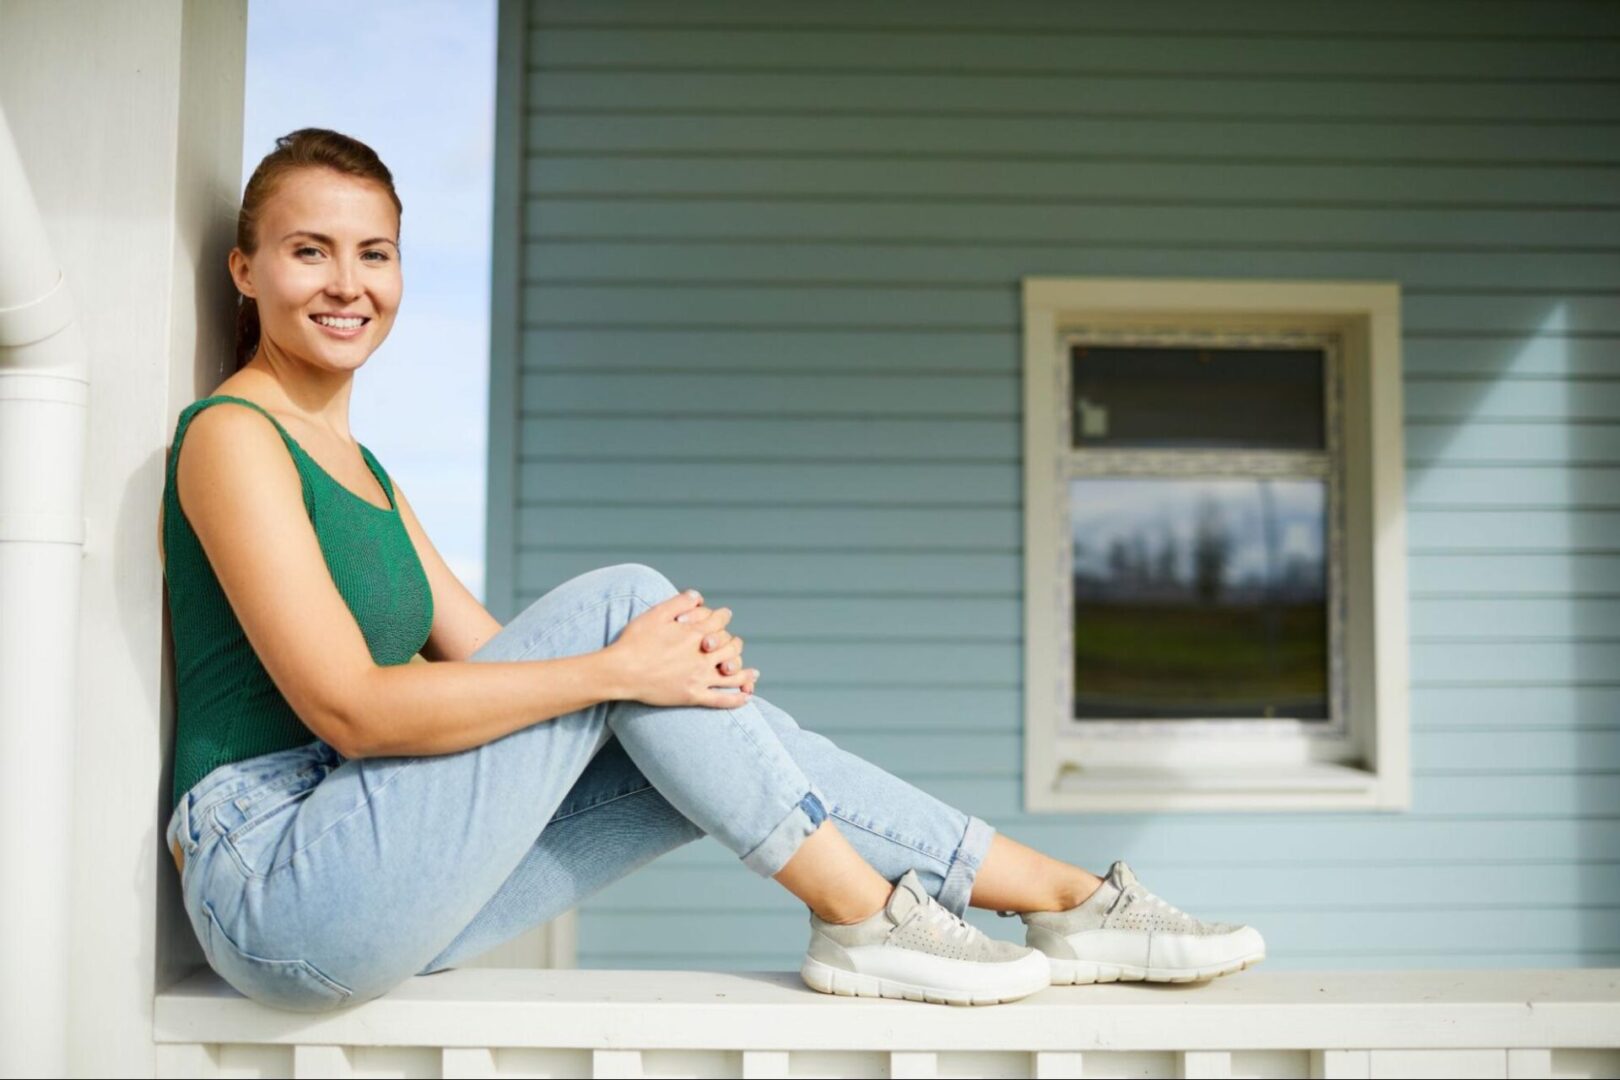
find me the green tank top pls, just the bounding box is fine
[164,394,434,811]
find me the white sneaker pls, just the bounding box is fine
[800,868,1051,1005]
[1000,859,1266,984]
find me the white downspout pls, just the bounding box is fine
[0,103,90,1077]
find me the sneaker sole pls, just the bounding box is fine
[799,956,1049,1006]
[1048,949,1266,985]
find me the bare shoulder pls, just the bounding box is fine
[167,397,379,754]
[175,400,301,514]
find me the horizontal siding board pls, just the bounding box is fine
[521,116,1620,164]
[519,550,1022,593]
[1406,423,1620,464]
[524,198,1620,247]
[526,28,1620,82]
[526,155,1620,208]
[521,415,1019,459]
[528,72,1620,123]
[519,285,1620,334]
[1408,468,1620,508]
[534,1,1620,40]
[1413,597,1620,637]
[1405,554,1620,595]
[522,461,1020,504]
[506,1,1620,972]
[526,249,1620,297]
[519,372,1017,415]
[1409,511,1620,550]
[518,505,1016,549]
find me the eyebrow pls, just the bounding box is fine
[281,230,398,249]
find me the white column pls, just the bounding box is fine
[0,0,246,1075]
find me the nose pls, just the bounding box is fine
[327,255,362,299]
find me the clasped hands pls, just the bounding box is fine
[675,588,758,696]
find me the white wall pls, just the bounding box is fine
[0,0,246,1073]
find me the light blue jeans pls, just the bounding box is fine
[165,563,996,1013]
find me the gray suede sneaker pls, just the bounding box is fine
[800,869,1051,1005]
[999,859,1265,984]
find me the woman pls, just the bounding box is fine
[161,128,1265,1013]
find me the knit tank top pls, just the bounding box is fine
[164,394,434,811]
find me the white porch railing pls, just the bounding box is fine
[153,967,1620,1079]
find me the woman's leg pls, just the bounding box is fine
[420,682,1091,975]
[190,563,925,1007]
[746,695,1102,916]
[413,732,706,974]
[414,705,993,973]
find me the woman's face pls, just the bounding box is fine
[230,167,402,373]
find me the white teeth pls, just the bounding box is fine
[313,315,365,329]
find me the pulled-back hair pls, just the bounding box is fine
[232,128,402,370]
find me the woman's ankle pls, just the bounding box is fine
[813,882,894,925]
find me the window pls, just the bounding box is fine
[1021,278,1411,812]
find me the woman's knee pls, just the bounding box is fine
[576,562,680,607]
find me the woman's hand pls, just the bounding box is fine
[607,589,760,708]
[676,594,756,690]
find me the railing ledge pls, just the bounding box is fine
[153,967,1620,1079]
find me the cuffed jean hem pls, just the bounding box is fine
[936,813,997,917]
[740,784,830,878]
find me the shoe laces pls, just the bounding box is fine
[913,892,981,948]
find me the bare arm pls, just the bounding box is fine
[174,403,634,761]
[344,649,629,758]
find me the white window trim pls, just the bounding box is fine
[1021,277,1412,813]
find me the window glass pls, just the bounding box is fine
[1071,344,1326,450]
[1070,476,1330,721]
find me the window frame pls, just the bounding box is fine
[1021,277,1412,813]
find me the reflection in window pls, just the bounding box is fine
[1071,477,1329,721]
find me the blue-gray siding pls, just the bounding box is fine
[486,0,1620,970]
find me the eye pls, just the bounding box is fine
[363,250,390,262]
[294,245,321,257]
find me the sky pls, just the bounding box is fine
[242,0,498,601]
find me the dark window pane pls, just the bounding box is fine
[1071,344,1325,450]
[1071,477,1330,721]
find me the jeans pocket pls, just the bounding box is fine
[201,898,353,1012]
[209,764,327,878]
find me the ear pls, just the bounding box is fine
[227,248,256,299]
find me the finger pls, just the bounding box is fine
[698,630,734,653]
[714,655,751,677]
[663,589,705,621]
[675,603,712,624]
[710,637,744,666]
[703,680,754,708]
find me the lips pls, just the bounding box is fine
[309,313,371,338]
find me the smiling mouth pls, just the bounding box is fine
[309,314,371,329]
